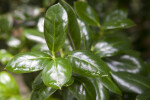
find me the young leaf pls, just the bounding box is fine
[101,19,135,30]
[93,33,131,57]
[68,50,110,77]
[0,71,20,98]
[0,49,12,65]
[105,51,144,74]
[99,77,122,95]
[136,92,150,100]
[31,72,57,100]
[60,0,81,50]
[74,1,100,26]
[89,78,109,100]
[42,58,72,89]
[6,52,51,73]
[111,72,150,94]
[44,3,68,52]
[69,75,96,100]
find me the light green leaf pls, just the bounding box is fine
[6,52,51,73]
[0,71,20,99]
[44,3,68,52]
[0,49,12,65]
[42,58,72,89]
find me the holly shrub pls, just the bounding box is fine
[0,0,150,100]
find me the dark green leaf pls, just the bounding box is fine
[42,58,72,89]
[0,71,20,98]
[69,75,96,100]
[99,77,122,95]
[68,50,110,77]
[89,78,109,100]
[105,51,144,74]
[136,92,150,100]
[62,88,75,100]
[104,9,128,22]
[6,52,51,73]
[102,19,135,30]
[24,29,45,43]
[60,0,81,50]
[111,72,150,94]
[78,19,94,50]
[0,49,12,65]
[31,86,56,100]
[64,77,74,87]
[74,1,100,26]
[31,72,57,100]
[44,3,68,52]
[93,34,131,57]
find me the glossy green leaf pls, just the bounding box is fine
[44,3,68,52]
[136,92,150,100]
[64,77,74,87]
[68,50,110,77]
[93,34,131,57]
[104,9,128,22]
[105,51,144,74]
[89,78,109,100]
[102,19,135,30]
[6,52,51,73]
[60,0,81,50]
[74,1,100,26]
[99,77,122,95]
[24,29,45,43]
[78,19,94,50]
[42,58,72,89]
[69,75,96,100]
[0,49,12,65]
[62,88,75,100]
[0,71,20,99]
[31,72,57,100]
[31,43,49,52]
[111,72,150,94]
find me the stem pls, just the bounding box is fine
[97,23,103,37]
[60,48,64,58]
[52,51,55,59]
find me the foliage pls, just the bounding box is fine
[0,0,150,100]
